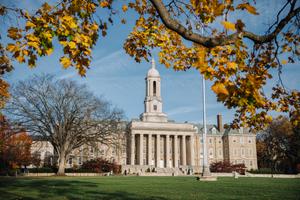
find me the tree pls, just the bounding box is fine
[0,117,32,172]
[0,0,299,129]
[5,75,124,175]
[256,116,300,173]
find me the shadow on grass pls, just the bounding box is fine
[0,177,167,200]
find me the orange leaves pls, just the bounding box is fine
[212,82,229,96]
[221,21,236,31]
[7,27,22,40]
[236,3,259,15]
[0,79,10,110]
[100,1,110,8]
[122,5,128,12]
[227,62,237,70]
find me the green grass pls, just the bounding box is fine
[0,176,299,200]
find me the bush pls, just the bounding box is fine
[210,161,246,175]
[27,167,55,173]
[80,158,121,174]
[248,168,286,174]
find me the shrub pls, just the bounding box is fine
[248,168,286,174]
[27,167,55,173]
[80,158,121,174]
[210,161,246,175]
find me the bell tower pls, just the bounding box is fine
[140,58,167,122]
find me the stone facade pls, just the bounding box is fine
[30,59,257,174]
[123,59,257,174]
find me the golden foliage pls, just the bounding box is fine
[1,0,299,130]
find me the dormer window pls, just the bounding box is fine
[153,105,157,111]
[212,127,216,134]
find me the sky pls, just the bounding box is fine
[2,0,300,125]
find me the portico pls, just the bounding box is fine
[129,130,195,168]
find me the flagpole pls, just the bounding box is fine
[200,26,213,180]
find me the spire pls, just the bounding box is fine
[151,57,156,69]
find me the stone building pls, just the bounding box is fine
[30,59,257,174]
[123,59,257,174]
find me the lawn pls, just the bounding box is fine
[0,176,299,200]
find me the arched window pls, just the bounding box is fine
[153,81,156,96]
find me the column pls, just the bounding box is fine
[148,134,152,165]
[166,135,170,167]
[156,134,160,167]
[174,135,178,168]
[130,134,135,165]
[182,135,186,166]
[190,135,195,166]
[139,134,144,165]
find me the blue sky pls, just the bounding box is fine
[2,0,300,125]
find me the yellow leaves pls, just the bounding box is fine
[25,21,36,29]
[45,48,53,55]
[42,32,53,41]
[221,21,236,31]
[16,55,25,63]
[122,5,128,12]
[27,42,39,50]
[100,1,110,8]
[6,44,17,52]
[212,82,229,96]
[237,3,259,15]
[68,41,77,49]
[90,23,98,31]
[281,60,288,65]
[62,15,77,29]
[227,62,237,70]
[191,0,226,24]
[60,57,72,68]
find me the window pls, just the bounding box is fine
[209,148,213,158]
[153,105,157,111]
[209,138,212,144]
[234,149,237,156]
[250,161,253,166]
[153,81,157,96]
[78,157,82,165]
[68,157,73,165]
[218,149,222,156]
[249,149,252,156]
[241,148,245,156]
[248,137,252,143]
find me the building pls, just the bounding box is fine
[30,59,257,174]
[123,59,257,174]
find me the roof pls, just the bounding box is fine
[147,58,160,77]
[193,124,253,135]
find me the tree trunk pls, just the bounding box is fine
[57,152,66,176]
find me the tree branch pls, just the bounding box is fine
[149,0,300,47]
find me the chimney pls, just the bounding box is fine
[217,114,224,132]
